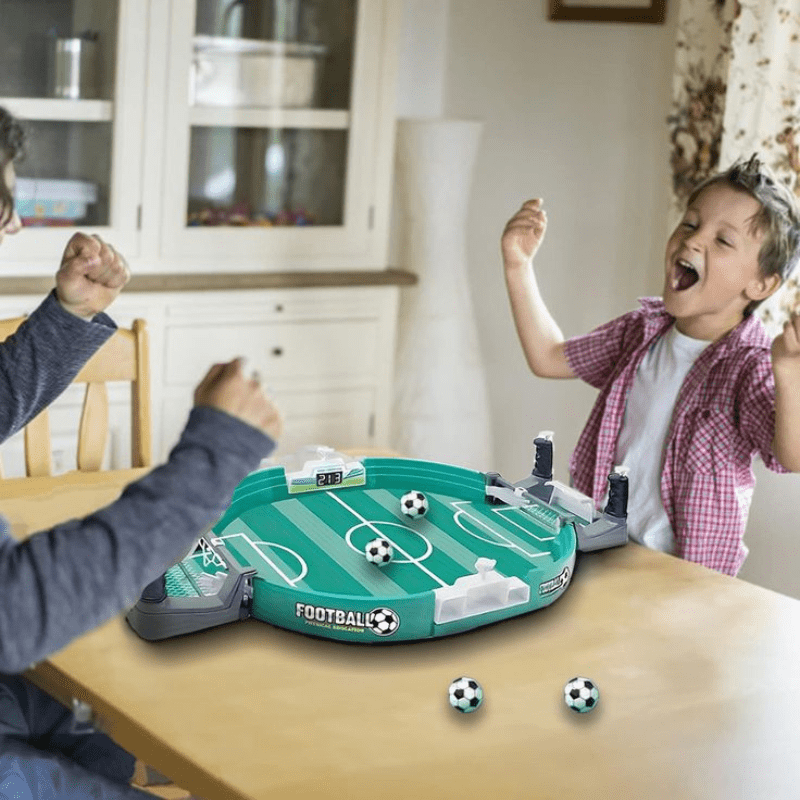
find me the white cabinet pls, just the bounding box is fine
[157,287,399,461]
[154,0,401,271]
[0,0,147,267]
[0,0,402,276]
[0,1,406,470]
[0,285,400,476]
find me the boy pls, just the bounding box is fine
[0,107,282,797]
[501,154,800,576]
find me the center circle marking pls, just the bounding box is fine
[346,522,433,563]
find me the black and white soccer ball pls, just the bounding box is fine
[564,676,599,713]
[400,490,428,519]
[367,607,400,637]
[365,537,393,567]
[448,676,483,713]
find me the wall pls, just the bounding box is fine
[441,0,676,477]
[395,0,800,599]
[395,0,450,117]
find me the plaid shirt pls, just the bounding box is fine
[563,297,787,576]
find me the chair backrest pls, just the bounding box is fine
[0,316,152,477]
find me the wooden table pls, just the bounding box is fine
[3,468,800,799]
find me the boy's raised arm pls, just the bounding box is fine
[771,311,800,471]
[501,199,576,379]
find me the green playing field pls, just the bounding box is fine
[170,458,577,642]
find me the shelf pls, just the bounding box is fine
[0,98,114,123]
[0,269,417,295]
[188,106,350,130]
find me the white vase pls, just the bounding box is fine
[392,118,493,470]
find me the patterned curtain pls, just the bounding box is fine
[668,0,800,334]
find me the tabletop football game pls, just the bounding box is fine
[127,433,628,643]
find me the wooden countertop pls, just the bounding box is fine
[0,269,417,295]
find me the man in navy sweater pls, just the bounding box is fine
[0,107,282,797]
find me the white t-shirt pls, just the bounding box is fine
[614,324,710,553]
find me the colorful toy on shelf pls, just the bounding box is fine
[186,204,315,227]
[127,434,629,643]
[16,177,97,226]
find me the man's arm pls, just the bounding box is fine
[501,199,575,379]
[0,231,131,443]
[0,290,115,442]
[0,357,281,673]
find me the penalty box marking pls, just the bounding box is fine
[492,507,557,542]
[217,529,309,588]
[452,502,549,560]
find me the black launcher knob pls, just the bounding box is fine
[140,574,167,603]
[532,433,554,481]
[605,471,629,518]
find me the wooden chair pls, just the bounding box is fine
[0,316,152,477]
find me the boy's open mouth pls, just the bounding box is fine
[672,258,700,291]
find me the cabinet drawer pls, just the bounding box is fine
[273,388,375,457]
[159,387,374,462]
[164,319,380,386]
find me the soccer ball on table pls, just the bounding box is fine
[448,676,483,713]
[400,490,428,519]
[564,676,599,713]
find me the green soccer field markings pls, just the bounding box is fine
[327,491,450,588]
[217,530,309,587]
[452,502,550,559]
[205,490,557,595]
[491,507,557,542]
[343,520,433,564]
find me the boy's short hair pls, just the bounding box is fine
[0,106,26,228]
[687,154,800,315]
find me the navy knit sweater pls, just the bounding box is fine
[0,291,275,672]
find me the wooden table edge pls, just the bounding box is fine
[25,655,247,799]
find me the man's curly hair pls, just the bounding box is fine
[0,106,26,228]
[686,154,800,315]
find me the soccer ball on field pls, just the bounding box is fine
[365,537,393,567]
[448,676,483,713]
[564,676,599,713]
[400,490,428,519]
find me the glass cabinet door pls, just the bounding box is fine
[160,0,397,269]
[187,0,355,229]
[0,0,146,266]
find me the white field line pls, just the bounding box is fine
[451,502,548,559]
[219,530,308,587]
[327,491,449,588]
[492,507,556,542]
